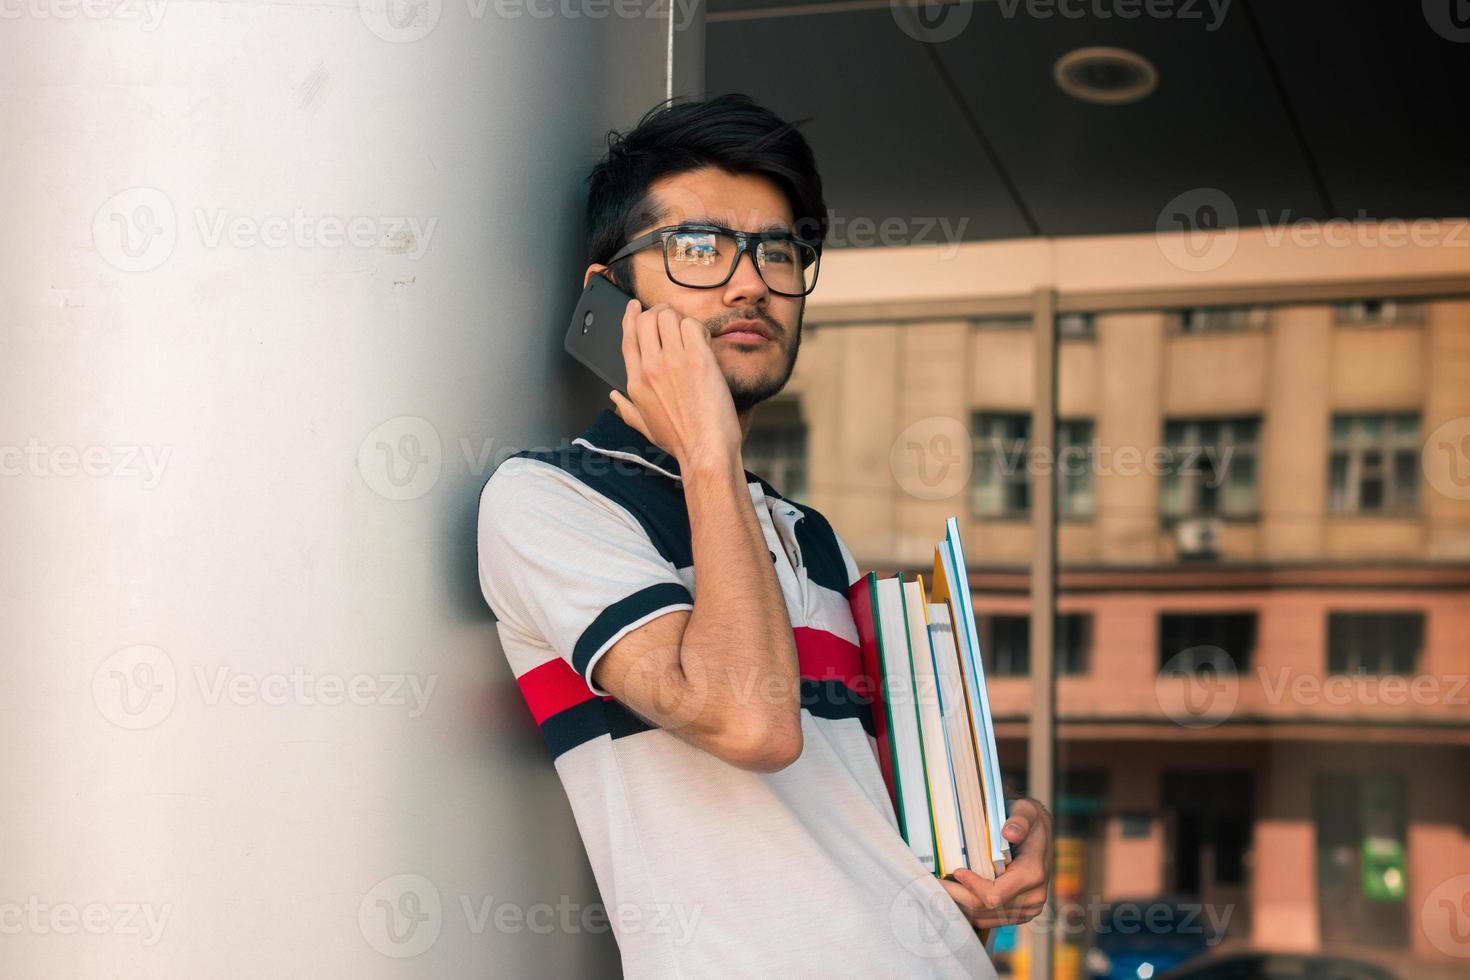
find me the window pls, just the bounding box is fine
[744,398,808,499]
[1334,299,1426,325]
[978,613,1092,677]
[1158,612,1257,673]
[1057,420,1095,519]
[972,413,1094,519]
[1175,306,1267,334]
[972,413,1030,518]
[1058,312,1095,339]
[1329,413,1419,514]
[980,615,1030,677]
[1160,417,1261,519]
[1327,612,1423,675]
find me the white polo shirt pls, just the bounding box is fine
[477,407,997,978]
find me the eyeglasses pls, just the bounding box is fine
[606,222,822,297]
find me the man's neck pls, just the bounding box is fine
[736,407,755,445]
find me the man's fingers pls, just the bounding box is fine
[955,867,1038,907]
[655,306,684,353]
[1001,812,1030,843]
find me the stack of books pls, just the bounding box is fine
[847,516,1012,881]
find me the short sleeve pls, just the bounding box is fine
[831,525,862,590]
[477,457,694,696]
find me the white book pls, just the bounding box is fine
[926,602,991,879]
[939,521,1011,875]
[876,575,937,873]
[904,578,965,876]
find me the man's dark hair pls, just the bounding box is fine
[584,93,827,293]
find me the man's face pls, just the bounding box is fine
[591,166,806,415]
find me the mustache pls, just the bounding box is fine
[708,310,784,338]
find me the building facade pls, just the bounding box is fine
[747,226,1470,973]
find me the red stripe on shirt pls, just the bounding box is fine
[794,626,869,694]
[516,659,603,725]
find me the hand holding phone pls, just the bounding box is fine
[565,273,742,472]
[565,272,639,396]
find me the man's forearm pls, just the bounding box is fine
[675,453,802,765]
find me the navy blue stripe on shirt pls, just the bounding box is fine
[571,582,694,679]
[788,503,850,596]
[539,678,874,760]
[802,678,877,736]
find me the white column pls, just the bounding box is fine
[1,3,679,976]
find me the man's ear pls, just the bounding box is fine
[582,263,607,289]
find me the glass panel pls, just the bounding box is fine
[786,244,1451,979]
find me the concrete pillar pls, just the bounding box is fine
[1,5,680,976]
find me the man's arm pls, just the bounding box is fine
[592,301,802,772]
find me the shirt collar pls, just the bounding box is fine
[573,407,786,500]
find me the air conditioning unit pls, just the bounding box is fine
[1174,516,1224,560]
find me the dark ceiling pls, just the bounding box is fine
[706,0,1470,243]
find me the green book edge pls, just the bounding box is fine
[870,571,907,842]
[895,572,943,871]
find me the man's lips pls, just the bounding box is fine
[713,320,774,343]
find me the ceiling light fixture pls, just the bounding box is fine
[1053,46,1158,105]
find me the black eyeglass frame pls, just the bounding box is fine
[605,222,823,297]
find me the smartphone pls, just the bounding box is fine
[565,272,639,396]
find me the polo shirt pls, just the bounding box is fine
[476,406,997,978]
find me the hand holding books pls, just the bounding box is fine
[848,516,1011,881]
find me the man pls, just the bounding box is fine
[478,93,1051,977]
